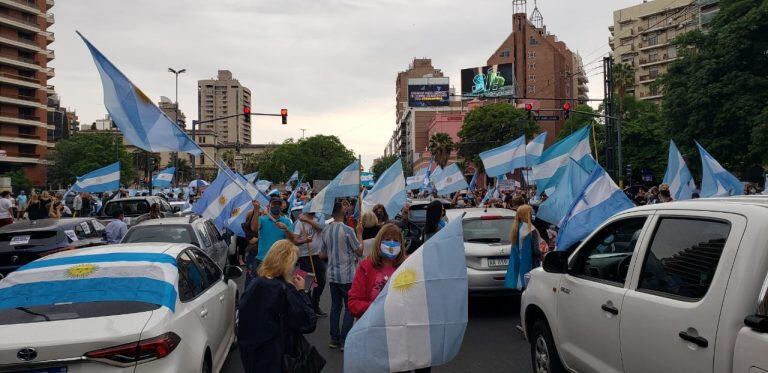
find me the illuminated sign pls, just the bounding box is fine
[461,63,516,98]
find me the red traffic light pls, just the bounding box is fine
[243,106,251,115]
[524,103,533,111]
[563,102,572,111]
[280,109,288,125]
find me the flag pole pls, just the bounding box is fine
[357,154,363,217]
[591,124,599,163]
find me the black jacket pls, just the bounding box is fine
[238,276,317,373]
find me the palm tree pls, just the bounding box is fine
[428,132,454,168]
[167,158,193,184]
[612,62,636,117]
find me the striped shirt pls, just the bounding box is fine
[322,221,361,284]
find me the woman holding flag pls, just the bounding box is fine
[504,205,544,290]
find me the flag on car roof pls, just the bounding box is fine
[71,161,121,193]
[696,141,742,198]
[344,217,468,372]
[78,32,201,155]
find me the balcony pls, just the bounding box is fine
[42,30,53,43]
[0,112,43,126]
[0,53,39,70]
[45,13,53,25]
[638,74,660,84]
[0,91,44,107]
[0,71,42,88]
[44,49,53,60]
[46,0,53,9]
[638,40,670,51]
[0,11,40,32]
[45,66,53,77]
[0,0,41,15]
[0,33,41,52]
[0,134,44,146]
[639,54,676,67]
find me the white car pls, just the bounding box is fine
[0,243,241,372]
[521,196,768,373]
[446,208,516,293]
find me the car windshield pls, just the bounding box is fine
[0,301,159,325]
[122,225,195,244]
[463,217,514,244]
[104,200,150,217]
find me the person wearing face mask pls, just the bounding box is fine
[348,223,406,318]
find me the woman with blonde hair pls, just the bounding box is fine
[504,204,543,290]
[238,240,323,373]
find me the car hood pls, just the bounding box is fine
[0,310,155,367]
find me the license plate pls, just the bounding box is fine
[10,235,30,245]
[20,367,67,373]
[487,258,509,267]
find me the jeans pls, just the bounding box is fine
[329,282,353,344]
[297,255,326,311]
[244,253,261,289]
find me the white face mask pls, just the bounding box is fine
[379,240,401,259]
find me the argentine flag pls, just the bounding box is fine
[191,172,246,232]
[362,159,406,219]
[152,167,175,188]
[526,132,548,167]
[79,33,201,155]
[344,217,468,372]
[536,158,591,226]
[532,125,592,188]
[287,170,299,184]
[245,172,259,184]
[479,135,527,178]
[72,162,121,193]
[556,165,635,251]
[662,140,695,200]
[434,163,468,196]
[696,141,743,198]
[304,159,360,215]
[0,251,178,312]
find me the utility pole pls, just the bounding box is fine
[168,67,186,185]
[603,57,617,180]
[300,128,306,139]
[191,120,197,181]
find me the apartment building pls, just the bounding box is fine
[158,95,186,128]
[197,70,251,145]
[0,0,54,186]
[609,0,719,103]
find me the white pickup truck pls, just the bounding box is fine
[521,196,768,373]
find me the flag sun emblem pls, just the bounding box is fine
[392,268,418,292]
[67,263,98,278]
[231,207,240,217]
[218,195,227,205]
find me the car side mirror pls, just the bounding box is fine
[745,315,768,333]
[223,265,243,281]
[173,206,180,213]
[542,251,569,274]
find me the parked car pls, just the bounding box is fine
[445,208,516,294]
[98,196,179,226]
[0,218,106,275]
[121,216,233,269]
[0,243,241,372]
[521,196,768,373]
[400,198,452,251]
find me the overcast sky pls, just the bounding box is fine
[50,0,640,169]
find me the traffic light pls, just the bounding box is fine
[243,106,251,121]
[280,109,288,125]
[563,102,572,119]
[524,103,533,119]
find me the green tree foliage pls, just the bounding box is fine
[663,0,768,179]
[48,133,135,186]
[1,169,32,193]
[428,132,454,168]
[371,154,400,181]
[249,135,356,182]
[620,97,668,183]
[167,158,193,184]
[457,102,539,172]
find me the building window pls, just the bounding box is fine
[648,34,658,46]
[649,67,660,78]
[649,52,659,62]
[527,51,536,59]
[530,37,538,46]
[527,85,535,94]
[200,155,205,165]
[528,74,536,82]
[499,49,510,58]
[649,85,659,96]
[528,62,536,70]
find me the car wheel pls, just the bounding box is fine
[530,318,565,373]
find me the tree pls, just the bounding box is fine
[613,62,636,117]
[457,102,539,172]
[48,133,135,186]
[1,169,32,193]
[663,0,768,180]
[167,158,193,184]
[620,97,668,184]
[371,154,400,181]
[248,135,356,182]
[221,150,235,168]
[428,133,454,168]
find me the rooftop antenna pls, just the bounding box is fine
[531,0,544,29]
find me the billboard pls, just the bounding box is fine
[408,79,450,107]
[461,63,516,98]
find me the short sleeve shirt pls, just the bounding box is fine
[292,217,325,257]
[0,198,12,219]
[322,221,361,284]
[256,215,294,261]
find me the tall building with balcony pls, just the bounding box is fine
[0,0,55,186]
[158,96,186,128]
[609,0,718,103]
[197,70,251,145]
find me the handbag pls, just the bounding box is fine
[279,284,326,373]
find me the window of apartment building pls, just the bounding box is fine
[529,37,538,46]
[649,85,660,96]
[18,107,34,119]
[648,34,658,46]
[528,74,536,82]
[499,49,510,58]
[528,62,536,70]
[198,136,206,144]
[17,31,34,43]
[620,37,633,46]
[199,155,205,165]
[621,54,634,64]
[18,50,34,63]
[18,87,35,98]
[527,51,536,59]
[527,85,535,94]
[668,46,678,58]
[649,52,659,62]
[649,67,660,78]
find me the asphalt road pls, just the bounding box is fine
[222,278,531,373]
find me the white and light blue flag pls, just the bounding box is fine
[481,187,496,205]
[536,158,590,225]
[245,172,259,184]
[152,167,175,189]
[255,180,272,193]
[304,159,361,215]
[526,132,548,167]
[556,165,635,251]
[696,141,742,198]
[344,216,468,372]
[479,135,526,178]
[71,162,121,193]
[434,163,468,196]
[362,159,406,219]
[662,140,695,200]
[468,170,478,192]
[287,170,299,184]
[422,160,435,189]
[532,125,592,188]
[79,33,201,155]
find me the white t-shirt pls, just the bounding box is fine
[0,197,13,219]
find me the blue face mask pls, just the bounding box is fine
[380,240,401,259]
[270,205,282,216]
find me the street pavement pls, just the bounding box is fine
[222,277,531,373]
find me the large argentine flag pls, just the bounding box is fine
[0,251,178,312]
[226,176,270,237]
[556,166,635,251]
[434,163,469,196]
[696,141,743,198]
[304,159,361,215]
[662,140,695,200]
[152,167,175,188]
[526,132,548,167]
[536,158,591,226]
[192,171,249,233]
[479,135,526,178]
[363,159,406,219]
[532,125,592,188]
[78,33,201,155]
[344,217,468,372]
[72,162,120,193]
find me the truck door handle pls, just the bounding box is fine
[601,303,619,315]
[219,294,226,303]
[200,308,209,318]
[678,331,708,348]
[560,287,571,294]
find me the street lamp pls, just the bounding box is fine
[168,67,186,186]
